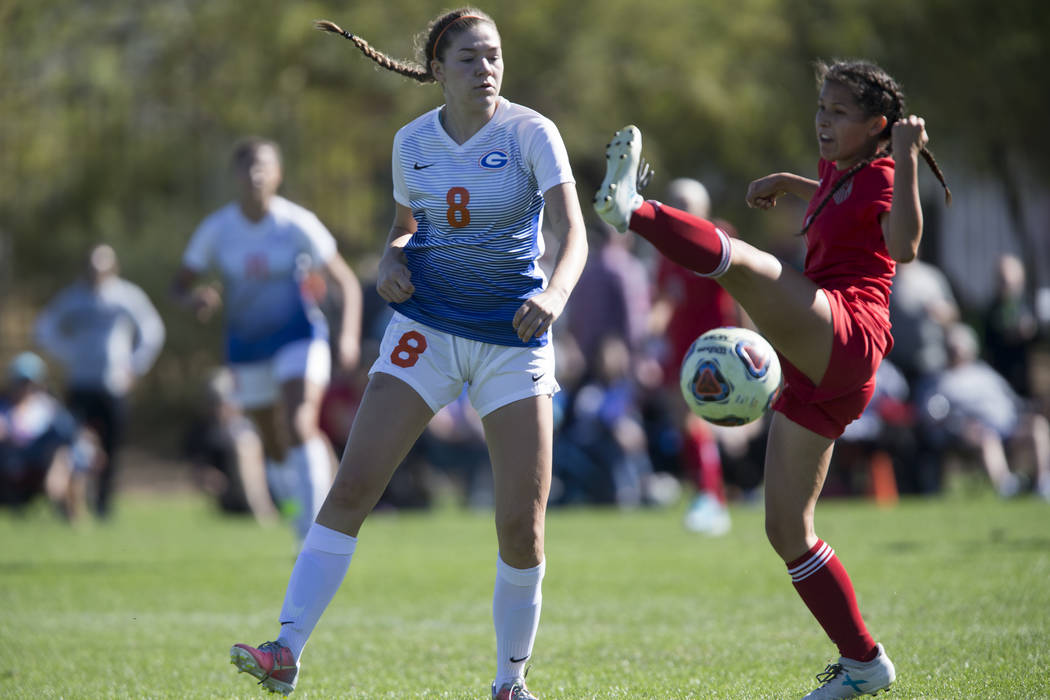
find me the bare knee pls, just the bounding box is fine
[318,469,384,531]
[495,510,544,567]
[765,511,811,562]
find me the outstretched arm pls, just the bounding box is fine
[746,172,819,210]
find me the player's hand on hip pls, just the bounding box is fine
[892,115,928,157]
[513,290,561,342]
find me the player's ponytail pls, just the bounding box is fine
[315,9,496,85]
[919,147,952,206]
[314,20,433,83]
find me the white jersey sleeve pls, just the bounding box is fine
[290,205,338,267]
[393,131,410,208]
[520,115,575,195]
[182,207,225,272]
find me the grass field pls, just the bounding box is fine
[2,488,1049,699]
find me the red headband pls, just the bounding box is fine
[432,15,484,61]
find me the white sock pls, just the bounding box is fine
[277,523,356,661]
[289,437,333,539]
[493,555,545,687]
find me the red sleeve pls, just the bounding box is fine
[860,158,894,222]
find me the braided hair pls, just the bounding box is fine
[314,8,496,84]
[801,60,951,235]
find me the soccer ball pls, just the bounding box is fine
[679,327,782,426]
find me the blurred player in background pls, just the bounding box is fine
[172,138,363,542]
[594,60,950,697]
[647,178,746,535]
[229,9,587,699]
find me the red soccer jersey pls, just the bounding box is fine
[802,157,896,327]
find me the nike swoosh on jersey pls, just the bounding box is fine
[413,162,434,170]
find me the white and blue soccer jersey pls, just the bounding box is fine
[182,196,337,364]
[391,97,575,347]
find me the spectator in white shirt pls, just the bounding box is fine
[35,243,165,517]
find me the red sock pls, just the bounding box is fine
[629,201,731,276]
[786,540,877,662]
[683,421,726,503]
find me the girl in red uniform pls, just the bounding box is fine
[594,60,950,698]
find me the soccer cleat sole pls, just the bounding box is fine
[593,125,641,212]
[230,647,295,696]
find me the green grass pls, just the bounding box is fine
[2,489,1049,699]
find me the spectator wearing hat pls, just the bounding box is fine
[0,352,101,520]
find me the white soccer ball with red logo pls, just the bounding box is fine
[679,327,782,426]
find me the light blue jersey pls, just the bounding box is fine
[391,98,575,347]
[183,196,337,363]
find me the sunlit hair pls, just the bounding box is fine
[802,60,951,235]
[230,137,282,170]
[314,8,497,84]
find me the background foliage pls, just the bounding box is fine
[2,0,1048,446]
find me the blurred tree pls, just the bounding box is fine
[2,0,1047,448]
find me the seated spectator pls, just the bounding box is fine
[915,323,1050,500]
[423,387,492,509]
[830,357,915,501]
[184,368,278,524]
[0,352,101,521]
[551,334,657,507]
[888,254,960,388]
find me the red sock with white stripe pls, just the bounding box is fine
[629,201,732,277]
[786,539,877,662]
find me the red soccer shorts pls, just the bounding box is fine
[771,287,892,439]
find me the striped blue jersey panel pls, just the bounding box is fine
[391,100,570,347]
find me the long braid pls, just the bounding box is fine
[314,20,432,83]
[919,147,952,205]
[315,9,495,85]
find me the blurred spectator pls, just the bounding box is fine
[34,243,165,518]
[423,388,492,509]
[567,221,651,364]
[887,253,959,388]
[830,357,918,500]
[645,178,753,535]
[551,334,659,507]
[184,368,278,524]
[0,352,102,521]
[983,253,1039,398]
[915,322,1050,500]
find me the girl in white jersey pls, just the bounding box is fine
[230,10,588,700]
[173,138,364,539]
